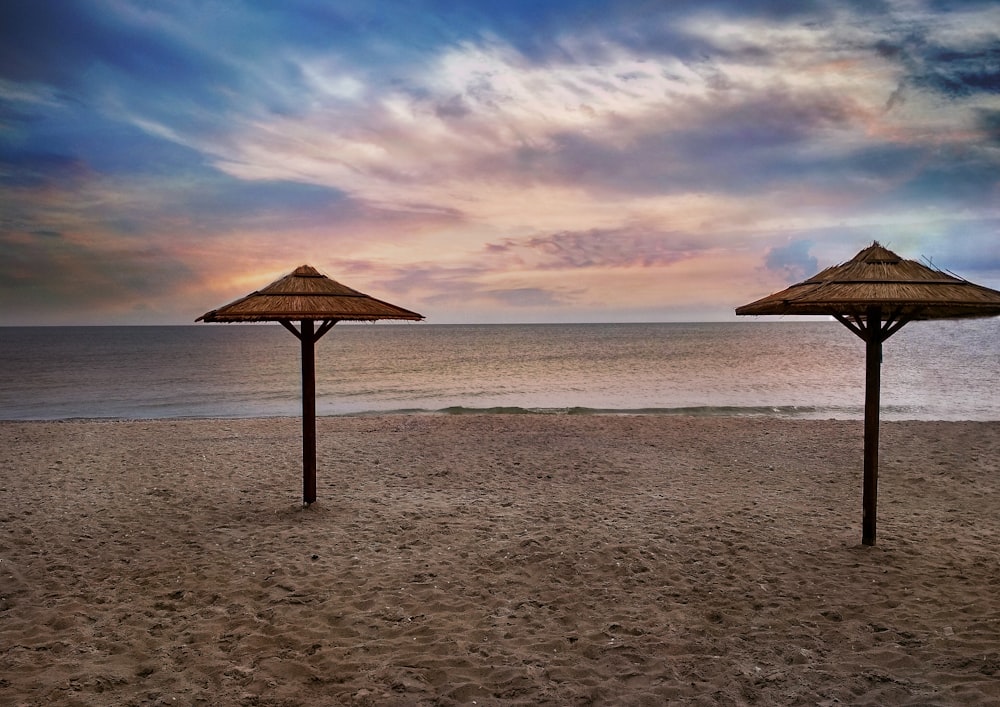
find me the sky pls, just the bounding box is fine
[1,0,998,325]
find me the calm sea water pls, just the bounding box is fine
[0,321,997,421]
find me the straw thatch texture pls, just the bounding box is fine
[197,265,423,322]
[736,243,1000,320]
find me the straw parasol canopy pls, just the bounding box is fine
[197,265,423,323]
[198,265,423,504]
[736,242,1000,322]
[737,242,1000,545]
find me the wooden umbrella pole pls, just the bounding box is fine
[734,243,1000,546]
[862,305,882,546]
[300,319,317,504]
[197,267,422,508]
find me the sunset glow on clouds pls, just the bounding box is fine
[1,1,998,324]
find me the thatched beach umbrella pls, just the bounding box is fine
[736,242,1000,545]
[197,265,423,504]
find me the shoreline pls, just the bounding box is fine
[2,415,998,705]
[3,405,999,423]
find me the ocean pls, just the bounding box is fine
[0,321,997,421]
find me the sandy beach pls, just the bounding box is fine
[1,415,998,706]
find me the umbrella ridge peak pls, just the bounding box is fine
[854,242,901,265]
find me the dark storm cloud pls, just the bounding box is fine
[874,28,1000,102]
[913,45,1000,97]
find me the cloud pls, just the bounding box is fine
[198,5,991,219]
[0,2,238,114]
[0,150,92,190]
[893,219,1000,277]
[1,1,998,324]
[0,226,194,324]
[482,287,566,307]
[907,40,1000,98]
[764,240,818,280]
[977,108,1000,143]
[19,2,972,227]
[486,229,701,270]
[321,253,583,315]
